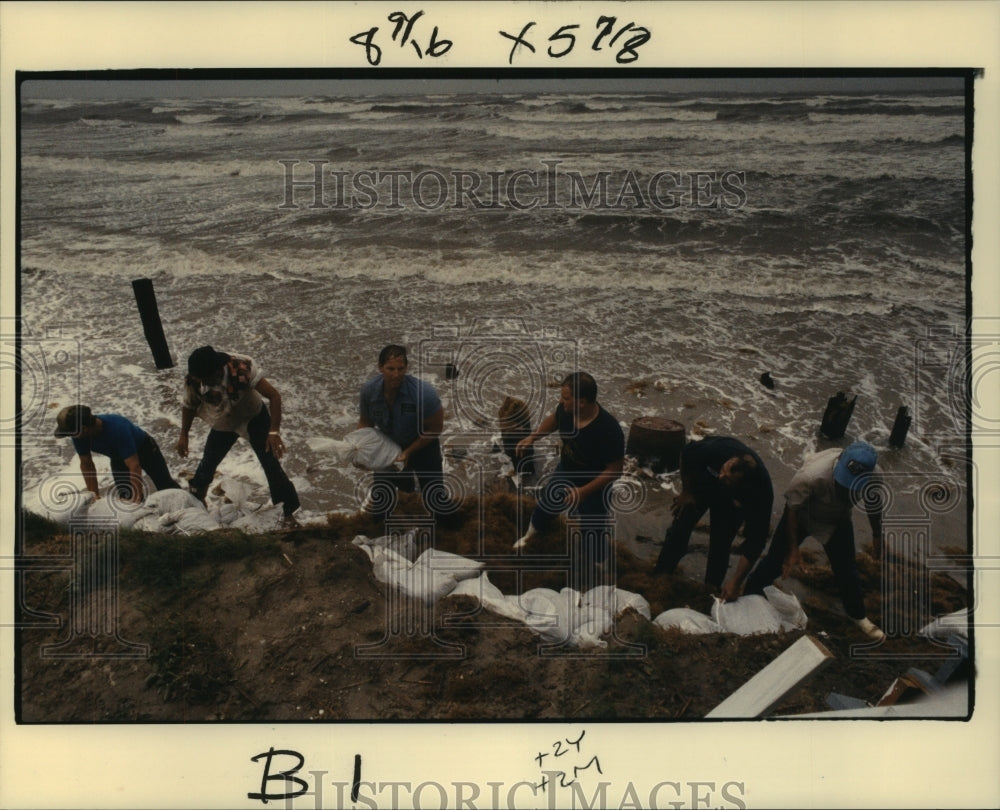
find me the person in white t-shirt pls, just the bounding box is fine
[176,345,300,526]
[743,441,886,641]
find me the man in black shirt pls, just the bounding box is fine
[653,436,773,601]
[514,372,625,561]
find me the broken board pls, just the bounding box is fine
[706,634,834,719]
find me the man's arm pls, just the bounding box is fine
[176,406,196,457]
[781,506,803,578]
[78,454,101,499]
[720,556,753,602]
[397,406,444,467]
[255,378,285,458]
[672,450,697,516]
[516,411,558,456]
[574,458,624,503]
[123,454,144,503]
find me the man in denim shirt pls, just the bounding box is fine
[358,344,446,521]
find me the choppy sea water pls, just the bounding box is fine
[17,84,970,541]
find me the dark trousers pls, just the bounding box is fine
[190,406,300,516]
[371,439,445,521]
[110,435,180,499]
[653,498,744,588]
[528,465,611,563]
[744,510,866,620]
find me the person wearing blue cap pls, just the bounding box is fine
[742,441,886,641]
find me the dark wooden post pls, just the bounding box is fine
[626,417,686,473]
[131,278,173,369]
[888,405,912,449]
[820,391,856,439]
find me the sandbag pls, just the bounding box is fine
[211,477,252,506]
[711,587,808,635]
[353,535,483,603]
[145,488,205,513]
[159,507,222,534]
[342,428,402,471]
[919,608,969,642]
[582,585,652,620]
[210,500,242,526]
[85,495,154,530]
[654,608,724,634]
[570,603,612,649]
[353,532,419,563]
[449,573,530,623]
[23,485,94,526]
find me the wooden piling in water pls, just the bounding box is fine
[820,391,856,439]
[889,405,912,448]
[131,278,174,369]
[626,417,686,473]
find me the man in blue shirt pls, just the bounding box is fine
[358,344,446,522]
[652,436,774,601]
[55,405,180,503]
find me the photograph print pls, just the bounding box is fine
[15,71,973,723]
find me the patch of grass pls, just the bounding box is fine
[119,528,283,589]
[21,510,63,538]
[145,615,233,705]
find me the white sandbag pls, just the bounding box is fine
[570,604,612,649]
[919,608,969,642]
[211,477,252,507]
[397,549,484,603]
[712,595,785,635]
[305,436,355,464]
[762,585,809,630]
[368,545,414,590]
[582,585,652,620]
[654,608,724,634]
[519,588,576,644]
[132,514,165,533]
[159,507,221,534]
[23,485,94,526]
[85,495,154,530]
[711,587,807,635]
[357,541,484,604]
[417,548,484,582]
[229,505,282,533]
[210,500,242,526]
[449,573,530,623]
[343,428,402,471]
[145,488,205,514]
[352,532,419,563]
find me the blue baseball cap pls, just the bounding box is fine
[834,441,877,489]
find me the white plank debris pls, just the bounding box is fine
[706,635,834,719]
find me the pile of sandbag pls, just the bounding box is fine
[653,586,808,635]
[352,532,485,603]
[22,477,296,535]
[353,533,653,649]
[352,530,810,647]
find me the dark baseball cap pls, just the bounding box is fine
[54,405,93,437]
[187,345,228,379]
